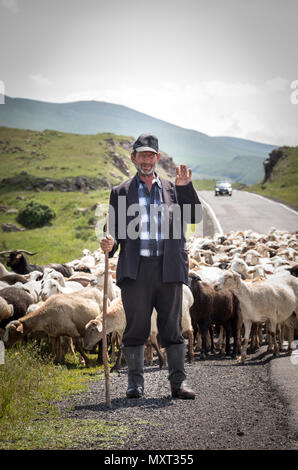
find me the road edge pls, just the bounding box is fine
[269,355,298,447]
[198,194,224,237]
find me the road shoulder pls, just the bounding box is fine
[269,354,298,446]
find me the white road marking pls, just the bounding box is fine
[199,194,224,236]
[244,191,298,216]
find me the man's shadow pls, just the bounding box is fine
[73,395,174,413]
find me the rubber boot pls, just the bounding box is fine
[166,343,195,399]
[122,345,144,398]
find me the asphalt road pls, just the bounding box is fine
[196,188,298,445]
[198,190,298,235]
[57,346,297,450]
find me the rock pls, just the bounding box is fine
[2,223,25,232]
[263,147,288,183]
[77,207,90,214]
[6,208,18,214]
[159,151,177,177]
[109,171,123,180]
[43,183,55,191]
[119,139,134,151]
[111,152,130,176]
[74,176,89,190]
[0,205,10,212]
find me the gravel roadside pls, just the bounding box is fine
[57,346,297,450]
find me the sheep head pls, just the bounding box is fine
[213,270,241,292]
[3,320,27,348]
[187,272,202,298]
[40,278,59,300]
[0,297,14,321]
[84,318,103,350]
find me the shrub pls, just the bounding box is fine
[17,201,56,229]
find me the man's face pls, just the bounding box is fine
[131,151,160,176]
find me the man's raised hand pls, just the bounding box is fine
[175,164,192,186]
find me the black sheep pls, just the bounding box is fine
[6,251,73,277]
[188,273,240,359]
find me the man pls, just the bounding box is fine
[101,134,201,399]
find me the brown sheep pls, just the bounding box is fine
[188,273,241,360]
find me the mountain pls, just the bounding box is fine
[0,94,277,183]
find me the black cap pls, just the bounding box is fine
[132,134,159,154]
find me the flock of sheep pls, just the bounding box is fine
[0,225,297,368]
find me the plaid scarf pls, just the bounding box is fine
[136,172,165,256]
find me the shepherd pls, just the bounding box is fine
[100,134,201,399]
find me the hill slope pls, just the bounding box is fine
[246,146,298,208]
[0,126,176,193]
[0,95,276,183]
[0,127,176,264]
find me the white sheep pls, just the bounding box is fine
[214,270,298,363]
[92,265,121,300]
[230,258,251,280]
[40,278,84,300]
[189,266,224,284]
[4,287,103,366]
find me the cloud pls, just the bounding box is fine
[0,0,19,14]
[265,77,290,92]
[29,74,52,87]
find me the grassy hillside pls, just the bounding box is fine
[0,127,170,265]
[0,127,135,187]
[245,146,298,208]
[221,155,263,184]
[0,95,277,183]
[0,190,110,265]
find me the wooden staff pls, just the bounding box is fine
[102,215,111,408]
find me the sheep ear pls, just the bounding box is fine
[96,323,103,334]
[16,323,24,334]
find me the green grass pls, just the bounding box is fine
[245,146,298,208]
[0,127,134,182]
[0,341,133,450]
[0,190,111,264]
[0,126,171,188]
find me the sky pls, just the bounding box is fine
[0,0,297,145]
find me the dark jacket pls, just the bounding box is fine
[107,174,201,286]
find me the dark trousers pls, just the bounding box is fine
[120,256,185,348]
